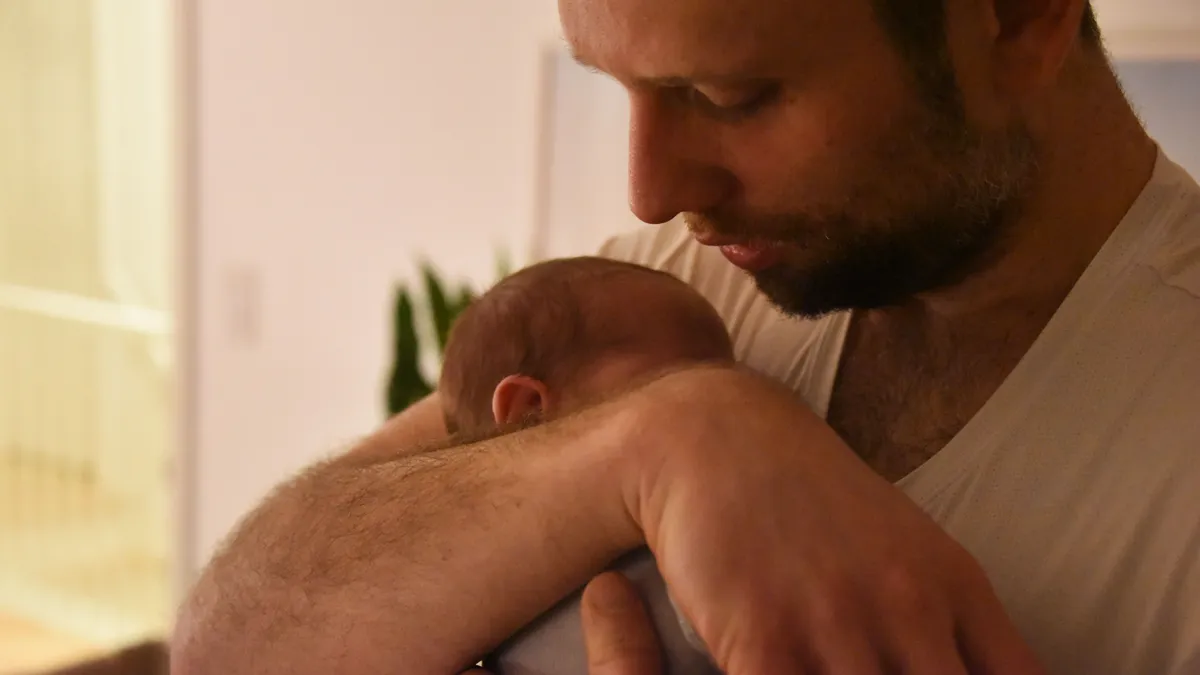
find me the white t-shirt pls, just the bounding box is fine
[598,149,1200,674]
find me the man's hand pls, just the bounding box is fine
[622,366,1046,675]
[582,572,663,675]
[466,572,662,675]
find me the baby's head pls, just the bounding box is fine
[439,256,733,435]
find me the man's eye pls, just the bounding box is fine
[682,85,780,121]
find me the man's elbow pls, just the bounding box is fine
[169,573,252,675]
[168,630,198,675]
[169,592,217,675]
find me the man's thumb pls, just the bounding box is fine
[581,572,663,675]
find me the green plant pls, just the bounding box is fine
[385,252,513,416]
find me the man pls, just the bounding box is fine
[172,0,1200,672]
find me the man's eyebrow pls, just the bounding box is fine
[568,50,762,87]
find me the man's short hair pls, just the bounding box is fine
[872,0,1101,53]
[868,1,1102,119]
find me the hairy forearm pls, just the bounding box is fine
[172,400,647,675]
[350,393,451,463]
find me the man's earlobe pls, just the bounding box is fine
[492,375,553,426]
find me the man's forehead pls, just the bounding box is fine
[558,0,846,81]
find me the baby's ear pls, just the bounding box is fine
[492,375,553,426]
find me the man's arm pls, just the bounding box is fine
[173,367,1044,675]
[347,392,451,463]
[171,391,649,675]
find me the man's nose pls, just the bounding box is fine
[626,96,735,225]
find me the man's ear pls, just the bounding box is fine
[492,375,554,426]
[986,0,1090,93]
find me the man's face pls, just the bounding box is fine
[560,0,1040,317]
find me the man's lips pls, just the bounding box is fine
[692,233,786,272]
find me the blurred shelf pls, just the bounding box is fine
[0,614,103,675]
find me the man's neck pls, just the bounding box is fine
[827,59,1162,480]
[876,61,1159,337]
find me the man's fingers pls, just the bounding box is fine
[872,604,968,675]
[884,627,969,675]
[581,571,663,675]
[956,599,1048,675]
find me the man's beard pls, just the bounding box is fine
[686,96,1039,319]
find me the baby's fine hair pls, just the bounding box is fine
[438,256,731,434]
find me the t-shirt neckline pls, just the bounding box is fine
[873,148,1181,499]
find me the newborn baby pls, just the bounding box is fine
[437,256,730,675]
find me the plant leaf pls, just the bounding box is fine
[495,248,513,280]
[386,285,433,415]
[457,285,476,313]
[433,286,476,361]
[423,263,456,355]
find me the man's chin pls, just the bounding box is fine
[750,266,895,319]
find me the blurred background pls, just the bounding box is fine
[0,1,1197,672]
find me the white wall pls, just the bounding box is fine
[1093,0,1200,58]
[1116,61,1200,176]
[534,49,646,260]
[185,0,567,576]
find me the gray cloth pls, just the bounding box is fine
[487,549,721,675]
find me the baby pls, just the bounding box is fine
[437,256,730,675]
